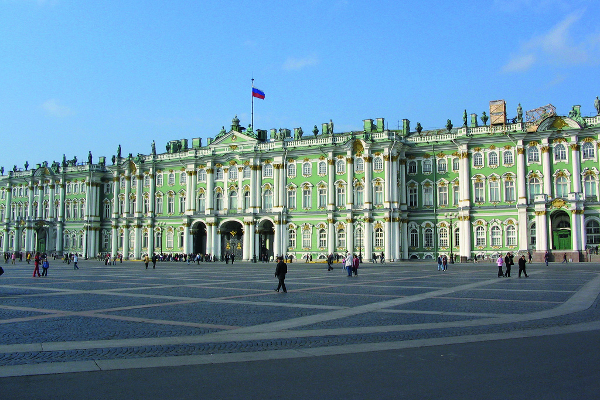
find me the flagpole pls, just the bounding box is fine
[251,78,254,131]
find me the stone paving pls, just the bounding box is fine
[1,259,599,377]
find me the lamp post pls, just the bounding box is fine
[445,212,457,263]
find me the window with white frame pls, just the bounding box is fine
[474,181,484,202]
[167,194,175,213]
[263,189,273,210]
[582,142,595,159]
[243,166,251,179]
[453,184,459,206]
[556,176,568,197]
[504,151,514,165]
[554,144,567,161]
[422,159,432,173]
[155,195,163,214]
[288,229,296,248]
[408,161,417,174]
[302,229,311,248]
[529,177,541,202]
[197,193,205,212]
[489,152,498,166]
[337,229,345,248]
[178,193,186,213]
[263,164,273,178]
[423,186,433,206]
[374,157,383,170]
[476,226,486,246]
[287,163,296,177]
[215,168,224,180]
[409,186,418,207]
[336,186,345,207]
[244,191,250,209]
[452,158,459,171]
[302,188,311,208]
[319,229,327,248]
[318,161,327,175]
[229,191,238,210]
[489,180,500,202]
[288,189,296,209]
[375,228,384,247]
[374,183,383,205]
[229,167,238,180]
[215,192,223,211]
[410,228,418,247]
[355,158,364,173]
[473,153,483,167]
[528,146,539,163]
[424,228,433,248]
[303,162,312,176]
[166,231,174,248]
[144,175,150,187]
[336,159,345,174]
[437,159,447,173]
[179,173,186,185]
[156,173,164,186]
[354,186,363,207]
[504,179,515,202]
[491,225,501,246]
[168,173,175,185]
[438,185,448,206]
[506,225,517,246]
[318,187,327,208]
[439,227,448,247]
[584,175,597,199]
[586,220,600,245]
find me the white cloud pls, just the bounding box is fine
[501,10,600,72]
[42,99,74,117]
[283,55,319,71]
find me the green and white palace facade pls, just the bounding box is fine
[2,99,600,262]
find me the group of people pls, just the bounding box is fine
[496,252,528,278]
[31,252,51,277]
[436,255,448,271]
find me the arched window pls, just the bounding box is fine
[167,194,175,214]
[243,166,251,179]
[336,159,345,174]
[178,193,186,213]
[529,177,541,202]
[288,189,296,209]
[424,228,433,248]
[215,192,223,211]
[318,161,327,175]
[506,225,516,246]
[287,163,296,177]
[488,152,498,166]
[556,176,568,197]
[318,187,327,208]
[422,159,432,173]
[355,185,364,207]
[144,175,151,187]
[166,231,174,248]
[336,185,345,207]
[504,180,515,202]
[229,191,238,210]
[168,173,175,185]
[179,172,186,185]
[491,226,502,246]
[530,223,536,246]
[375,228,384,247]
[408,161,417,174]
[288,229,296,248]
[582,142,595,159]
[263,189,273,210]
[302,188,311,208]
[302,229,311,248]
[439,227,448,247]
[303,162,312,176]
[156,173,163,186]
[155,195,163,214]
[554,144,567,161]
[337,229,345,248]
[229,167,238,180]
[354,227,363,250]
[263,164,273,178]
[586,220,600,245]
[374,157,383,170]
[437,159,447,173]
[503,151,514,165]
[473,153,483,167]
[244,191,251,209]
[142,231,149,248]
[453,158,460,171]
[410,228,418,247]
[319,229,327,248]
[474,181,484,203]
[528,146,539,163]
[355,158,364,172]
[374,183,383,205]
[197,193,205,212]
[197,169,206,182]
[215,168,224,180]
[476,226,486,246]
[584,175,597,199]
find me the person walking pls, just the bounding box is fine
[504,252,512,277]
[496,254,504,277]
[380,252,385,264]
[274,256,287,293]
[544,251,549,266]
[327,253,333,271]
[528,251,532,264]
[437,256,443,271]
[518,255,529,278]
[562,253,568,263]
[152,253,157,269]
[32,252,41,277]
[352,254,359,276]
[442,255,448,271]
[41,258,49,277]
[345,253,353,277]
[73,253,79,270]
[144,254,150,269]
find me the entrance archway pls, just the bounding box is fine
[192,221,207,255]
[219,220,244,260]
[256,219,274,262]
[551,210,571,250]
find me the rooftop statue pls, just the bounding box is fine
[151,140,156,156]
[0,166,4,175]
[595,96,600,115]
[312,125,319,137]
[416,122,423,134]
[62,154,67,167]
[328,119,334,134]
[517,103,523,122]
[166,142,171,153]
[446,119,453,132]
[111,155,116,165]
[463,110,467,126]
[481,111,488,126]
[88,151,92,164]
[24,161,29,171]
[117,144,121,159]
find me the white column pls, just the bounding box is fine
[541,139,552,196]
[327,215,335,256]
[111,226,118,257]
[274,221,281,257]
[237,167,244,212]
[535,211,549,252]
[273,164,281,208]
[391,154,399,208]
[112,172,120,218]
[255,164,262,212]
[149,167,156,216]
[248,221,256,260]
[365,153,373,209]
[383,153,391,208]
[346,217,354,254]
[384,216,391,261]
[364,216,372,261]
[134,224,142,259]
[37,183,43,219]
[571,141,582,193]
[401,218,409,259]
[122,225,129,259]
[393,217,400,260]
[516,145,527,204]
[223,167,229,212]
[124,172,131,215]
[346,151,353,209]
[48,180,56,219]
[243,221,250,260]
[206,164,214,213]
[572,210,584,252]
[135,172,143,216]
[328,156,335,211]
[4,183,12,222]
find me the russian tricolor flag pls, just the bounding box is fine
[252,87,265,99]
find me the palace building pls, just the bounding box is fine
[1,99,600,262]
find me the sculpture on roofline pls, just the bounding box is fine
[595,96,600,115]
[446,119,453,132]
[517,103,523,122]
[463,110,467,126]
[328,119,334,135]
[24,161,29,171]
[313,125,319,137]
[117,145,121,159]
[151,140,156,156]
[88,151,92,165]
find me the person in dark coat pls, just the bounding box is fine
[275,256,287,293]
[518,255,529,278]
[504,252,512,277]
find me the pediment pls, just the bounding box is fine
[537,116,582,132]
[210,130,259,147]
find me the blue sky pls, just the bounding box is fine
[1,0,599,171]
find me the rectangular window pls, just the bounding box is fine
[288,190,296,209]
[318,188,327,208]
[438,186,448,206]
[408,187,418,207]
[423,186,433,206]
[302,190,311,209]
[453,185,459,206]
